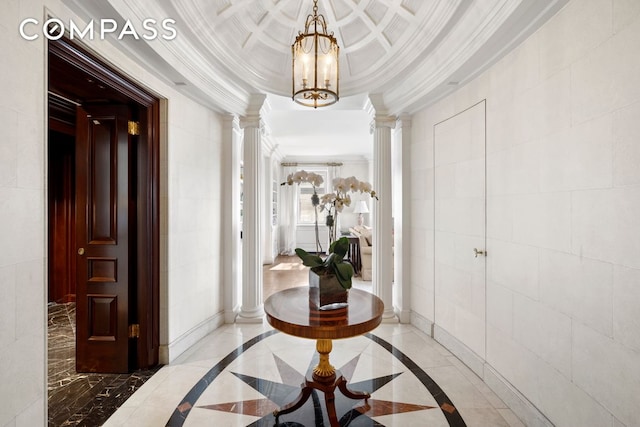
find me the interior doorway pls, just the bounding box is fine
[47,36,160,376]
[433,100,487,358]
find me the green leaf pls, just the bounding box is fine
[334,262,353,289]
[295,248,310,258]
[323,252,336,267]
[295,248,323,268]
[331,237,349,258]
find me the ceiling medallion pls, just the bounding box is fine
[292,0,339,108]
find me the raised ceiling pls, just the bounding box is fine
[67,0,567,115]
[64,0,567,157]
[172,0,463,97]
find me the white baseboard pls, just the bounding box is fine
[410,311,554,427]
[433,325,485,378]
[410,311,434,336]
[484,365,555,427]
[159,311,226,364]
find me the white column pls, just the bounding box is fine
[237,95,267,323]
[393,114,412,323]
[262,138,278,265]
[372,112,398,322]
[222,114,242,323]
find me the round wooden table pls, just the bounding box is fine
[264,287,384,426]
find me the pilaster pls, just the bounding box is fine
[393,114,412,323]
[237,94,267,322]
[370,96,398,322]
[222,114,242,323]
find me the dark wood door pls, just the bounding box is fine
[75,105,131,373]
[48,130,76,303]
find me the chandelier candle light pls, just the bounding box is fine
[292,0,340,108]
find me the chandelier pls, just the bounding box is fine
[292,0,339,108]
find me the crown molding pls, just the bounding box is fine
[64,0,568,121]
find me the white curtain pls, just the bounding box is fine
[328,164,343,238]
[280,165,298,255]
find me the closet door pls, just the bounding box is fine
[434,101,486,358]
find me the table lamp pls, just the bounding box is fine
[353,200,369,226]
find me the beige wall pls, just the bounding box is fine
[410,0,640,426]
[0,1,225,425]
[0,1,49,425]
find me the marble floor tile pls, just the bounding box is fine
[53,256,527,427]
[103,323,520,426]
[47,302,160,426]
[496,408,527,427]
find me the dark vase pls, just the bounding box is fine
[308,270,348,310]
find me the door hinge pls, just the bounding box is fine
[129,324,140,339]
[128,121,140,136]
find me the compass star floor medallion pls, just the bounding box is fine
[199,353,435,426]
[167,331,467,427]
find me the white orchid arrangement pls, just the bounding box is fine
[282,170,378,246]
[281,171,378,214]
[283,170,324,188]
[320,176,377,214]
[282,170,378,284]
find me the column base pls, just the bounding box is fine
[395,308,411,324]
[236,306,265,323]
[381,308,398,323]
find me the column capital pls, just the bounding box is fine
[370,115,397,134]
[240,93,270,130]
[223,113,241,131]
[240,115,264,130]
[396,113,412,129]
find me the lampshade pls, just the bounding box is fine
[291,0,339,108]
[353,200,369,214]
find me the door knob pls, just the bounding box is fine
[78,247,85,255]
[473,248,486,258]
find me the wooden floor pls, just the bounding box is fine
[263,254,369,302]
[263,255,310,301]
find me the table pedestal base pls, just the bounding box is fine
[273,370,369,427]
[274,339,369,426]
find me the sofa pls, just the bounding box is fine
[348,225,372,280]
[349,225,394,281]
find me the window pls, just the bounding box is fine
[297,169,328,224]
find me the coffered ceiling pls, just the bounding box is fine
[64,0,567,156]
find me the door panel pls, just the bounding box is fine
[48,130,76,303]
[434,101,486,358]
[76,105,130,373]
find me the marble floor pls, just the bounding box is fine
[98,256,526,427]
[47,302,161,426]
